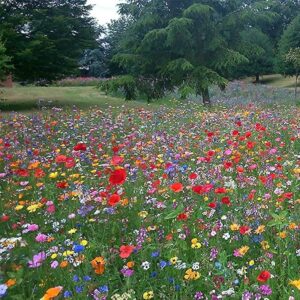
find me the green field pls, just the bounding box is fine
[0,86,152,111]
[246,74,299,89]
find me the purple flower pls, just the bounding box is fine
[259,285,272,296]
[28,251,46,268]
[194,291,204,300]
[121,268,134,277]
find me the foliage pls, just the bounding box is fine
[285,47,300,97]
[0,38,12,80]
[54,77,101,87]
[277,14,300,76]
[0,0,100,81]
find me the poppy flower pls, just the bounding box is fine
[108,194,121,206]
[119,245,134,259]
[208,202,217,209]
[221,197,231,205]
[73,143,87,151]
[189,173,198,180]
[16,169,29,177]
[170,182,183,192]
[257,270,271,283]
[240,225,251,235]
[177,213,188,221]
[111,156,124,165]
[65,157,75,169]
[41,286,63,300]
[214,187,226,194]
[55,155,67,164]
[109,168,127,185]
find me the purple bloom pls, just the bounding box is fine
[28,251,46,268]
[121,268,134,277]
[259,285,272,296]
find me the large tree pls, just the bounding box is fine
[0,0,100,81]
[109,1,248,104]
[0,38,12,80]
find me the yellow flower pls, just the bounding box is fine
[68,228,77,234]
[261,241,270,250]
[191,242,201,249]
[248,260,255,266]
[63,250,74,257]
[143,291,154,300]
[230,223,240,231]
[255,225,265,234]
[49,172,58,179]
[27,203,42,213]
[170,257,178,264]
[191,238,198,244]
[15,205,24,211]
[138,211,148,218]
[278,231,287,239]
[80,240,88,246]
[289,223,297,230]
[184,268,200,280]
[238,246,249,256]
[290,279,300,290]
[51,253,57,259]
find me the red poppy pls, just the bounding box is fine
[239,225,251,235]
[177,213,188,221]
[16,169,29,177]
[65,157,75,169]
[236,166,244,173]
[189,173,198,180]
[34,168,45,178]
[214,187,226,194]
[111,156,124,166]
[224,161,233,169]
[208,202,217,209]
[109,168,127,185]
[119,245,134,259]
[55,155,67,164]
[257,270,271,283]
[1,215,10,222]
[232,130,239,136]
[56,181,68,189]
[73,143,87,151]
[108,194,121,206]
[170,182,183,192]
[221,197,231,205]
[246,141,255,149]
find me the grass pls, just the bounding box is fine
[245,74,299,89]
[0,86,154,111]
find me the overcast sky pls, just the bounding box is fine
[88,0,120,25]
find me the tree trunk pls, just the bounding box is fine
[255,74,260,83]
[202,87,211,105]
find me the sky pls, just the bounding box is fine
[87,0,120,25]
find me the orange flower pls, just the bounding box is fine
[6,279,16,287]
[41,286,63,300]
[59,261,68,268]
[127,261,135,268]
[91,256,105,275]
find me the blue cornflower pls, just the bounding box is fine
[73,244,85,253]
[75,285,83,293]
[150,271,157,278]
[73,275,80,282]
[159,260,167,269]
[151,251,160,257]
[99,285,109,293]
[83,275,91,281]
[63,290,72,298]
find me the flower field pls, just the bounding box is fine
[0,102,299,300]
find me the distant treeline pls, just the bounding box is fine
[0,1,299,103]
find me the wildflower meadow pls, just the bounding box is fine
[0,101,299,300]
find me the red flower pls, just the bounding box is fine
[56,181,68,189]
[177,213,188,221]
[1,215,10,222]
[111,156,124,166]
[208,202,217,209]
[232,130,239,136]
[221,197,231,205]
[73,143,87,151]
[214,187,226,194]
[65,157,75,169]
[119,245,134,259]
[108,194,121,206]
[239,225,251,235]
[257,270,271,283]
[189,173,198,180]
[34,168,45,178]
[55,155,67,164]
[223,161,233,169]
[16,169,29,177]
[170,182,183,192]
[109,168,127,185]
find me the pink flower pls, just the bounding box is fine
[28,251,46,268]
[28,224,39,232]
[35,233,48,243]
[51,261,59,269]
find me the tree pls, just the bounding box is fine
[0,38,12,80]
[111,1,248,104]
[285,47,300,98]
[237,27,274,82]
[0,0,100,81]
